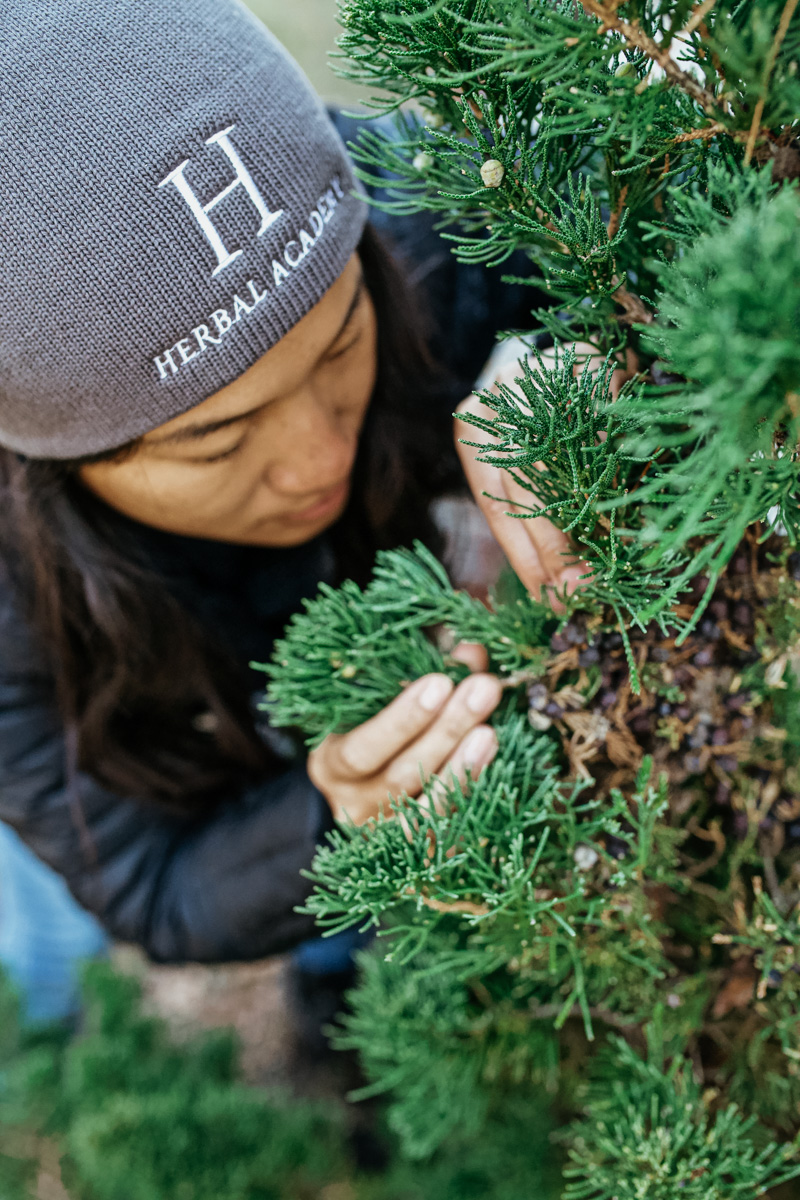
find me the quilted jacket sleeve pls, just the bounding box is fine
[0,574,333,963]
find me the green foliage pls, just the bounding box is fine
[335,0,800,607]
[264,0,800,1187]
[337,943,561,1167]
[0,1151,37,1200]
[0,965,563,1200]
[261,574,454,746]
[301,697,680,1039]
[563,1030,800,1199]
[260,542,552,744]
[267,537,800,1169]
[334,0,713,342]
[712,874,800,1127]
[459,345,681,632]
[356,1094,561,1200]
[337,948,494,1156]
[0,964,347,1200]
[64,1087,341,1200]
[0,973,71,1200]
[303,716,568,944]
[618,175,800,583]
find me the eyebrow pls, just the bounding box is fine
[151,272,366,446]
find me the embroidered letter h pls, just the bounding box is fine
[159,125,283,277]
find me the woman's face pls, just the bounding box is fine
[80,254,377,547]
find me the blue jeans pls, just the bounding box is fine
[0,821,369,1023]
[0,823,108,1023]
[292,926,373,976]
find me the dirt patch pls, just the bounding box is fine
[112,946,293,1087]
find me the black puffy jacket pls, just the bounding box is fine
[0,112,539,963]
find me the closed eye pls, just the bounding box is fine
[196,439,246,464]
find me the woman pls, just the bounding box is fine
[0,0,579,986]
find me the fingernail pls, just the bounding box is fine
[462,726,496,766]
[418,675,453,711]
[466,675,500,713]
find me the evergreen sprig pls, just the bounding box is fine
[458,345,683,627]
[301,731,678,1038]
[260,542,553,744]
[616,176,800,577]
[263,0,800,1181]
[335,941,561,1159]
[269,552,681,1035]
[563,1030,800,1199]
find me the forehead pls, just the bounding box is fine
[143,253,362,442]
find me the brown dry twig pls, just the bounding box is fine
[684,817,726,879]
[607,183,629,239]
[682,0,717,37]
[672,122,727,143]
[578,0,719,114]
[744,0,800,165]
[405,887,490,916]
[744,98,768,167]
[614,283,655,324]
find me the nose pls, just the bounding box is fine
[267,389,355,498]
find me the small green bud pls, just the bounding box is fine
[615,60,636,78]
[480,158,505,188]
[341,664,358,679]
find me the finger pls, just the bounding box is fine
[407,775,450,833]
[408,728,499,835]
[450,641,489,673]
[479,486,551,598]
[331,672,454,778]
[456,396,560,595]
[400,724,498,843]
[384,673,502,797]
[443,723,498,790]
[457,395,591,601]
[456,439,551,596]
[502,471,590,600]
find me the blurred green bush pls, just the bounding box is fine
[0,963,560,1200]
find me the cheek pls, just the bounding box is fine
[81,458,262,535]
[170,465,256,517]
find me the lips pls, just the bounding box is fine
[286,480,350,523]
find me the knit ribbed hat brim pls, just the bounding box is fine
[0,0,368,458]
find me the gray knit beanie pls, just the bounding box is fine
[0,0,368,459]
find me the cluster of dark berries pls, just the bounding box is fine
[527,537,796,850]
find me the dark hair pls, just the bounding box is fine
[0,223,463,812]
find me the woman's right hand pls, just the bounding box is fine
[308,667,502,825]
[455,342,638,607]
